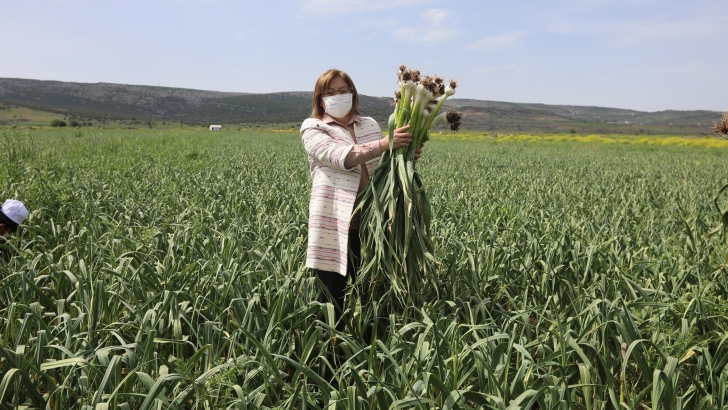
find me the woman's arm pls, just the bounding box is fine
[302,124,421,171]
[343,140,384,169]
[343,125,420,169]
[301,127,358,171]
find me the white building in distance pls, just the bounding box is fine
[209,125,222,131]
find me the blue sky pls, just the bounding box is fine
[1,0,727,111]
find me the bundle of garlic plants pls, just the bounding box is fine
[715,110,728,138]
[354,65,461,313]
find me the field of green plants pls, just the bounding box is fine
[1,129,727,409]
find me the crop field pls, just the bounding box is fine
[1,129,728,409]
[0,105,66,127]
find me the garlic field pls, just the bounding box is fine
[1,129,727,409]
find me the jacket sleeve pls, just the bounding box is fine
[344,140,383,169]
[301,121,356,171]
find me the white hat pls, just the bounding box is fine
[1,199,29,226]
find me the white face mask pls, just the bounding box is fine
[322,94,353,118]
[2,232,10,239]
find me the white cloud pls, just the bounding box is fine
[465,32,527,51]
[299,0,430,16]
[393,8,457,43]
[421,8,449,25]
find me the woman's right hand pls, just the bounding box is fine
[379,125,412,151]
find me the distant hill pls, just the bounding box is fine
[187,92,393,124]
[0,78,244,120]
[445,99,719,126]
[0,78,720,134]
[0,78,394,124]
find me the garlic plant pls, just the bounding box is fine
[2,129,728,409]
[715,110,728,138]
[355,65,462,311]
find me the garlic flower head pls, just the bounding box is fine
[421,76,438,95]
[398,65,408,82]
[446,109,462,131]
[715,110,728,137]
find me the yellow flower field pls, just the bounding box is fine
[431,131,728,148]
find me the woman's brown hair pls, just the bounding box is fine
[311,69,359,119]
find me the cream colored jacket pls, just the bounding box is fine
[300,116,383,276]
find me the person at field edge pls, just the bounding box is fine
[300,69,422,332]
[0,199,29,242]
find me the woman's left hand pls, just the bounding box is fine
[414,144,424,163]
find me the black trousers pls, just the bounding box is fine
[315,229,361,329]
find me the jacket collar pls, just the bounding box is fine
[322,113,361,128]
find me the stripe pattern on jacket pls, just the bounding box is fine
[301,116,383,276]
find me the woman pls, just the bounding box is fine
[300,69,421,325]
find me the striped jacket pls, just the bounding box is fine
[301,116,383,276]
